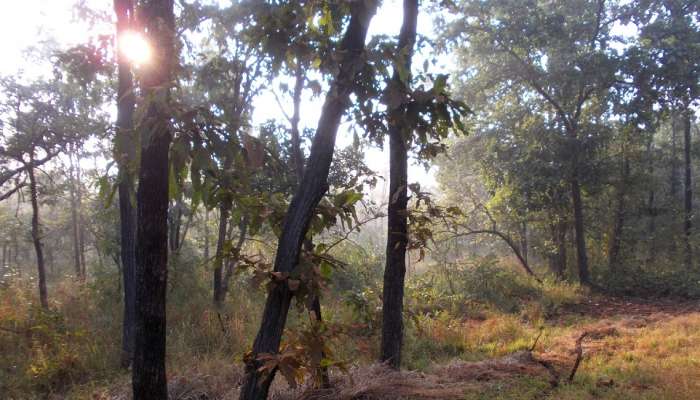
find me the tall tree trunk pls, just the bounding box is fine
[289,61,330,388]
[239,4,377,398]
[76,154,86,278]
[204,209,210,261]
[671,114,679,198]
[684,108,693,269]
[132,1,175,399]
[646,134,656,265]
[27,163,48,309]
[69,151,82,279]
[571,175,590,285]
[548,220,567,279]
[213,202,230,307]
[221,216,247,301]
[608,156,629,271]
[380,0,419,371]
[115,0,137,370]
[519,221,528,265]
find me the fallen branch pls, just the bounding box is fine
[529,329,544,352]
[568,332,589,382]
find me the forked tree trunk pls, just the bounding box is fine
[380,0,419,370]
[239,4,377,398]
[115,0,137,369]
[27,163,48,309]
[132,0,175,399]
[683,108,693,269]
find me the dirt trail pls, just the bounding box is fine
[554,295,700,320]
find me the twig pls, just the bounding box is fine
[529,329,543,352]
[568,332,589,382]
[217,312,228,335]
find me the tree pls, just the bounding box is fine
[239,2,378,398]
[443,0,620,285]
[0,78,76,309]
[114,0,138,368]
[380,0,419,370]
[625,0,700,268]
[131,0,175,398]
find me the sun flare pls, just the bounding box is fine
[119,31,151,65]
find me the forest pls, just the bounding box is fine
[0,0,699,399]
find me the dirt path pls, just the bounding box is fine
[554,295,700,320]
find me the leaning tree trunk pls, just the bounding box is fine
[27,162,48,309]
[132,0,175,399]
[115,0,138,369]
[380,0,419,371]
[683,108,693,269]
[239,3,377,399]
[289,63,330,388]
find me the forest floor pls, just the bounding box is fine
[264,296,700,400]
[87,295,700,400]
[5,280,700,400]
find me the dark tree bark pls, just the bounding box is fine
[571,175,590,285]
[213,202,230,307]
[69,150,83,279]
[239,3,377,398]
[204,209,210,261]
[76,156,86,278]
[115,0,137,369]
[683,109,693,269]
[131,1,175,399]
[380,0,419,371]
[289,61,330,388]
[548,220,567,279]
[671,114,679,198]
[221,216,248,301]
[27,163,48,309]
[519,221,528,265]
[608,155,629,271]
[646,134,657,265]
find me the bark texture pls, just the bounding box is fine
[239,3,377,398]
[380,0,419,370]
[131,1,175,399]
[571,175,590,285]
[683,109,693,269]
[28,163,48,309]
[115,0,138,369]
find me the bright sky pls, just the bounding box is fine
[0,0,440,190]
